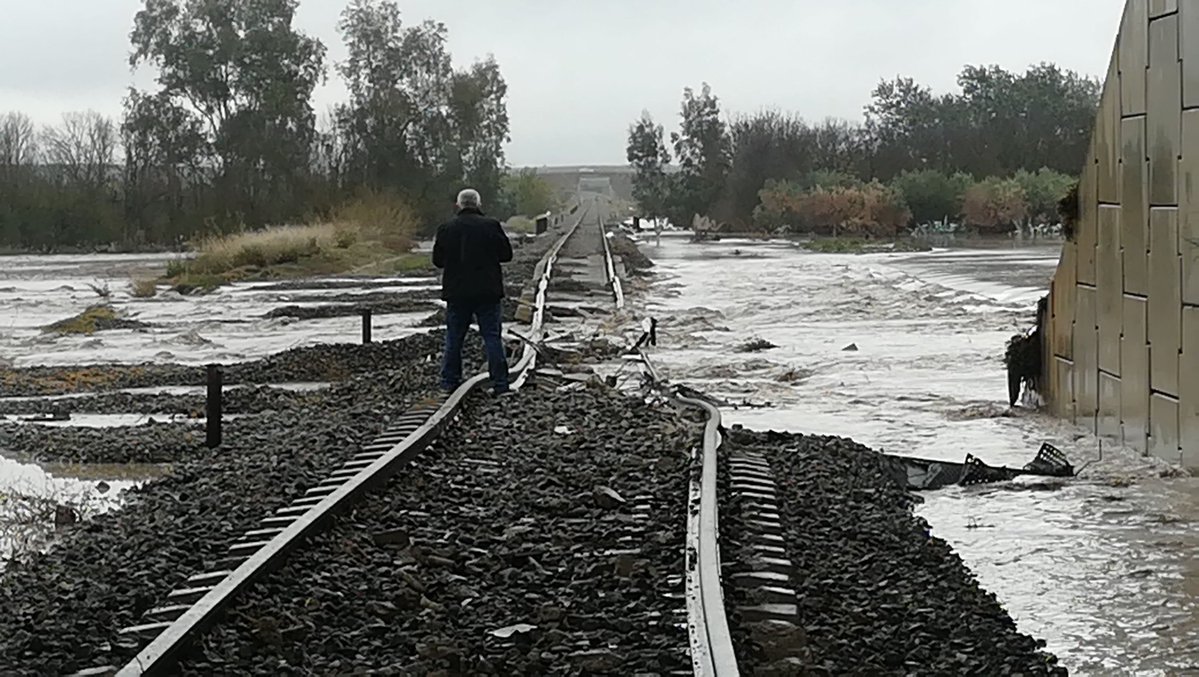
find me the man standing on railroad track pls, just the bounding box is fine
[433,188,514,396]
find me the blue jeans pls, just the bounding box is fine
[441,300,509,393]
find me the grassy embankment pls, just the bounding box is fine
[162,193,433,294]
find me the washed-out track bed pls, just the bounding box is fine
[0,204,640,676]
[173,381,696,675]
[716,427,1066,675]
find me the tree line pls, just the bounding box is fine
[0,0,548,252]
[628,64,1099,236]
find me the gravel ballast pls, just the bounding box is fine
[721,427,1065,675]
[0,338,494,675]
[172,382,696,675]
[0,220,592,675]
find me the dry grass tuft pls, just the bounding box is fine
[130,278,158,298]
[166,190,421,289]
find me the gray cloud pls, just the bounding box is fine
[0,0,1125,166]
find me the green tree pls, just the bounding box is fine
[670,83,730,225]
[626,111,673,219]
[121,89,209,243]
[335,0,509,229]
[130,0,328,228]
[1013,168,1075,228]
[502,169,559,216]
[890,170,972,226]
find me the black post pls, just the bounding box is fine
[535,216,548,235]
[206,364,222,449]
[362,309,373,344]
[650,318,658,346]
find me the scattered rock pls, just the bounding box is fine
[736,338,778,353]
[372,529,410,548]
[593,486,627,510]
[489,623,537,639]
[842,343,859,352]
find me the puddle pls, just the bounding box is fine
[0,381,332,403]
[2,414,199,428]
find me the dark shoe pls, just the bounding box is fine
[441,383,461,393]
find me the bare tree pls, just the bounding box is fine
[41,111,118,188]
[0,112,39,178]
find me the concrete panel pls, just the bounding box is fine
[1098,55,1123,203]
[1051,244,1077,360]
[1055,357,1076,421]
[1075,285,1099,431]
[1149,208,1182,396]
[1099,372,1123,438]
[1124,116,1150,295]
[1123,0,1150,115]
[1122,295,1151,454]
[1148,14,1181,206]
[1098,206,1124,374]
[1078,153,1099,285]
[1150,0,1178,18]
[1179,110,1199,305]
[1183,0,1199,108]
[1182,306,1199,468]
[1150,393,1181,464]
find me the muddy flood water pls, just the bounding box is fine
[3,239,1198,674]
[631,234,1199,676]
[0,252,439,559]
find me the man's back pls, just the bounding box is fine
[432,208,513,302]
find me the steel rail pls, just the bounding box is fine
[103,204,592,677]
[596,210,625,310]
[592,212,733,672]
[633,348,739,676]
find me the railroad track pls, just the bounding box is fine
[69,206,594,677]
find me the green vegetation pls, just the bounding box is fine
[628,64,1097,235]
[43,306,120,335]
[0,0,512,252]
[163,191,430,290]
[500,169,560,218]
[801,238,932,255]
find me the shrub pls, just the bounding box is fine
[756,180,910,237]
[962,177,1028,234]
[329,188,418,253]
[130,278,158,298]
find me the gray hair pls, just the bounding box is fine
[456,188,482,210]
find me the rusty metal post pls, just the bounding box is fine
[206,364,222,449]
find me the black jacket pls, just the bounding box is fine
[432,208,514,302]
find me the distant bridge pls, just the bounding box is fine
[522,165,637,202]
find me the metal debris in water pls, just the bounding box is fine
[884,443,1074,492]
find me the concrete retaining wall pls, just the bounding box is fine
[1045,0,1199,467]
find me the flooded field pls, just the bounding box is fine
[634,234,1199,675]
[0,253,440,560]
[4,238,1198,673]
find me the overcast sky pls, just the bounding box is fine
[0,0,1125,166]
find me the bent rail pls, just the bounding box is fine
[678,391,739,676]
[632,348,738,676]
[106,206,591,677]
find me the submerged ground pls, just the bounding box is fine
[632,234,1199,675]
[2,236,1197,673]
